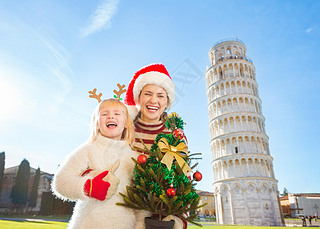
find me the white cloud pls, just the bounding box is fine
[37,35,74,116]
[81,0,120,37]
[306,26,316,33]
[39,35,73,90]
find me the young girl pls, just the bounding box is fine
[52,98,137,229]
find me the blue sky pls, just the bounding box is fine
[0,0,319,193]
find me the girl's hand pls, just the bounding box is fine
[83,170,110,201]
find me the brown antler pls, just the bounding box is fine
[113,84,126,99]
[89,88,102,103]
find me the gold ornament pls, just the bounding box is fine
[168,112,180,118]
[158,138,192,175]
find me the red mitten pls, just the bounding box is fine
[84,170,110,201]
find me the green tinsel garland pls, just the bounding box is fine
[133,153,198,204]
[165,114,185,130]
[119,112,204,226]
[133,113,194,198]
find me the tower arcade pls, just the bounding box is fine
[205,39,283,226]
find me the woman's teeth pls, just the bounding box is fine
[147,105,159,111]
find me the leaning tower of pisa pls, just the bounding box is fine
[205,39,284,226]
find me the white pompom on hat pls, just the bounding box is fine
[124,63,175,109]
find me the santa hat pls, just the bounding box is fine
[124,63,175,109]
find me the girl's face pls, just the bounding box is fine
[99,103,126,140]
[138,84,168,123]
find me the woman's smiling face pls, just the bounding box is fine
[138,84,168,123]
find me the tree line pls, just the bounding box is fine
[0,151,41,209]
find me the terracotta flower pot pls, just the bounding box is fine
[145,217,175,229]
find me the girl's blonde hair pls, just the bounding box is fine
[89,98,134,146]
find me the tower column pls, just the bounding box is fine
[245,117,249,131]
[246,159,250,176]
[207,39,282,226]
[240,117,244,131]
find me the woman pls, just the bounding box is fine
[125,63,187,229]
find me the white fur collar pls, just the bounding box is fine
[94,134,127,148]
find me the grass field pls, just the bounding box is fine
[0,220,67,229]
[188,222,289,229]
[0,220,291,229]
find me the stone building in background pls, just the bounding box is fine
[0,165,75,216]
[287,193,320,218]
[279,195,291,218]
[196,190,215,216]
[0,166,52,213]
[205,38,284,226]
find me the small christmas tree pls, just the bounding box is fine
[117,113,206,226]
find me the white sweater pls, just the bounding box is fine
[52,135,138,229]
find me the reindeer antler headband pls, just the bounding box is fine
[113,84,126,101]
[89,84,127,103]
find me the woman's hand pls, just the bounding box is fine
[162,215,187,229]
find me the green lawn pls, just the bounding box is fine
[0,219,291,229]
[189,225,288,229]
[188,222,289,228]
[0,220,68,229]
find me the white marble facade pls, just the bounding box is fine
[205,39,283,226]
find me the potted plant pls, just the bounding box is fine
[117,113,206,228]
